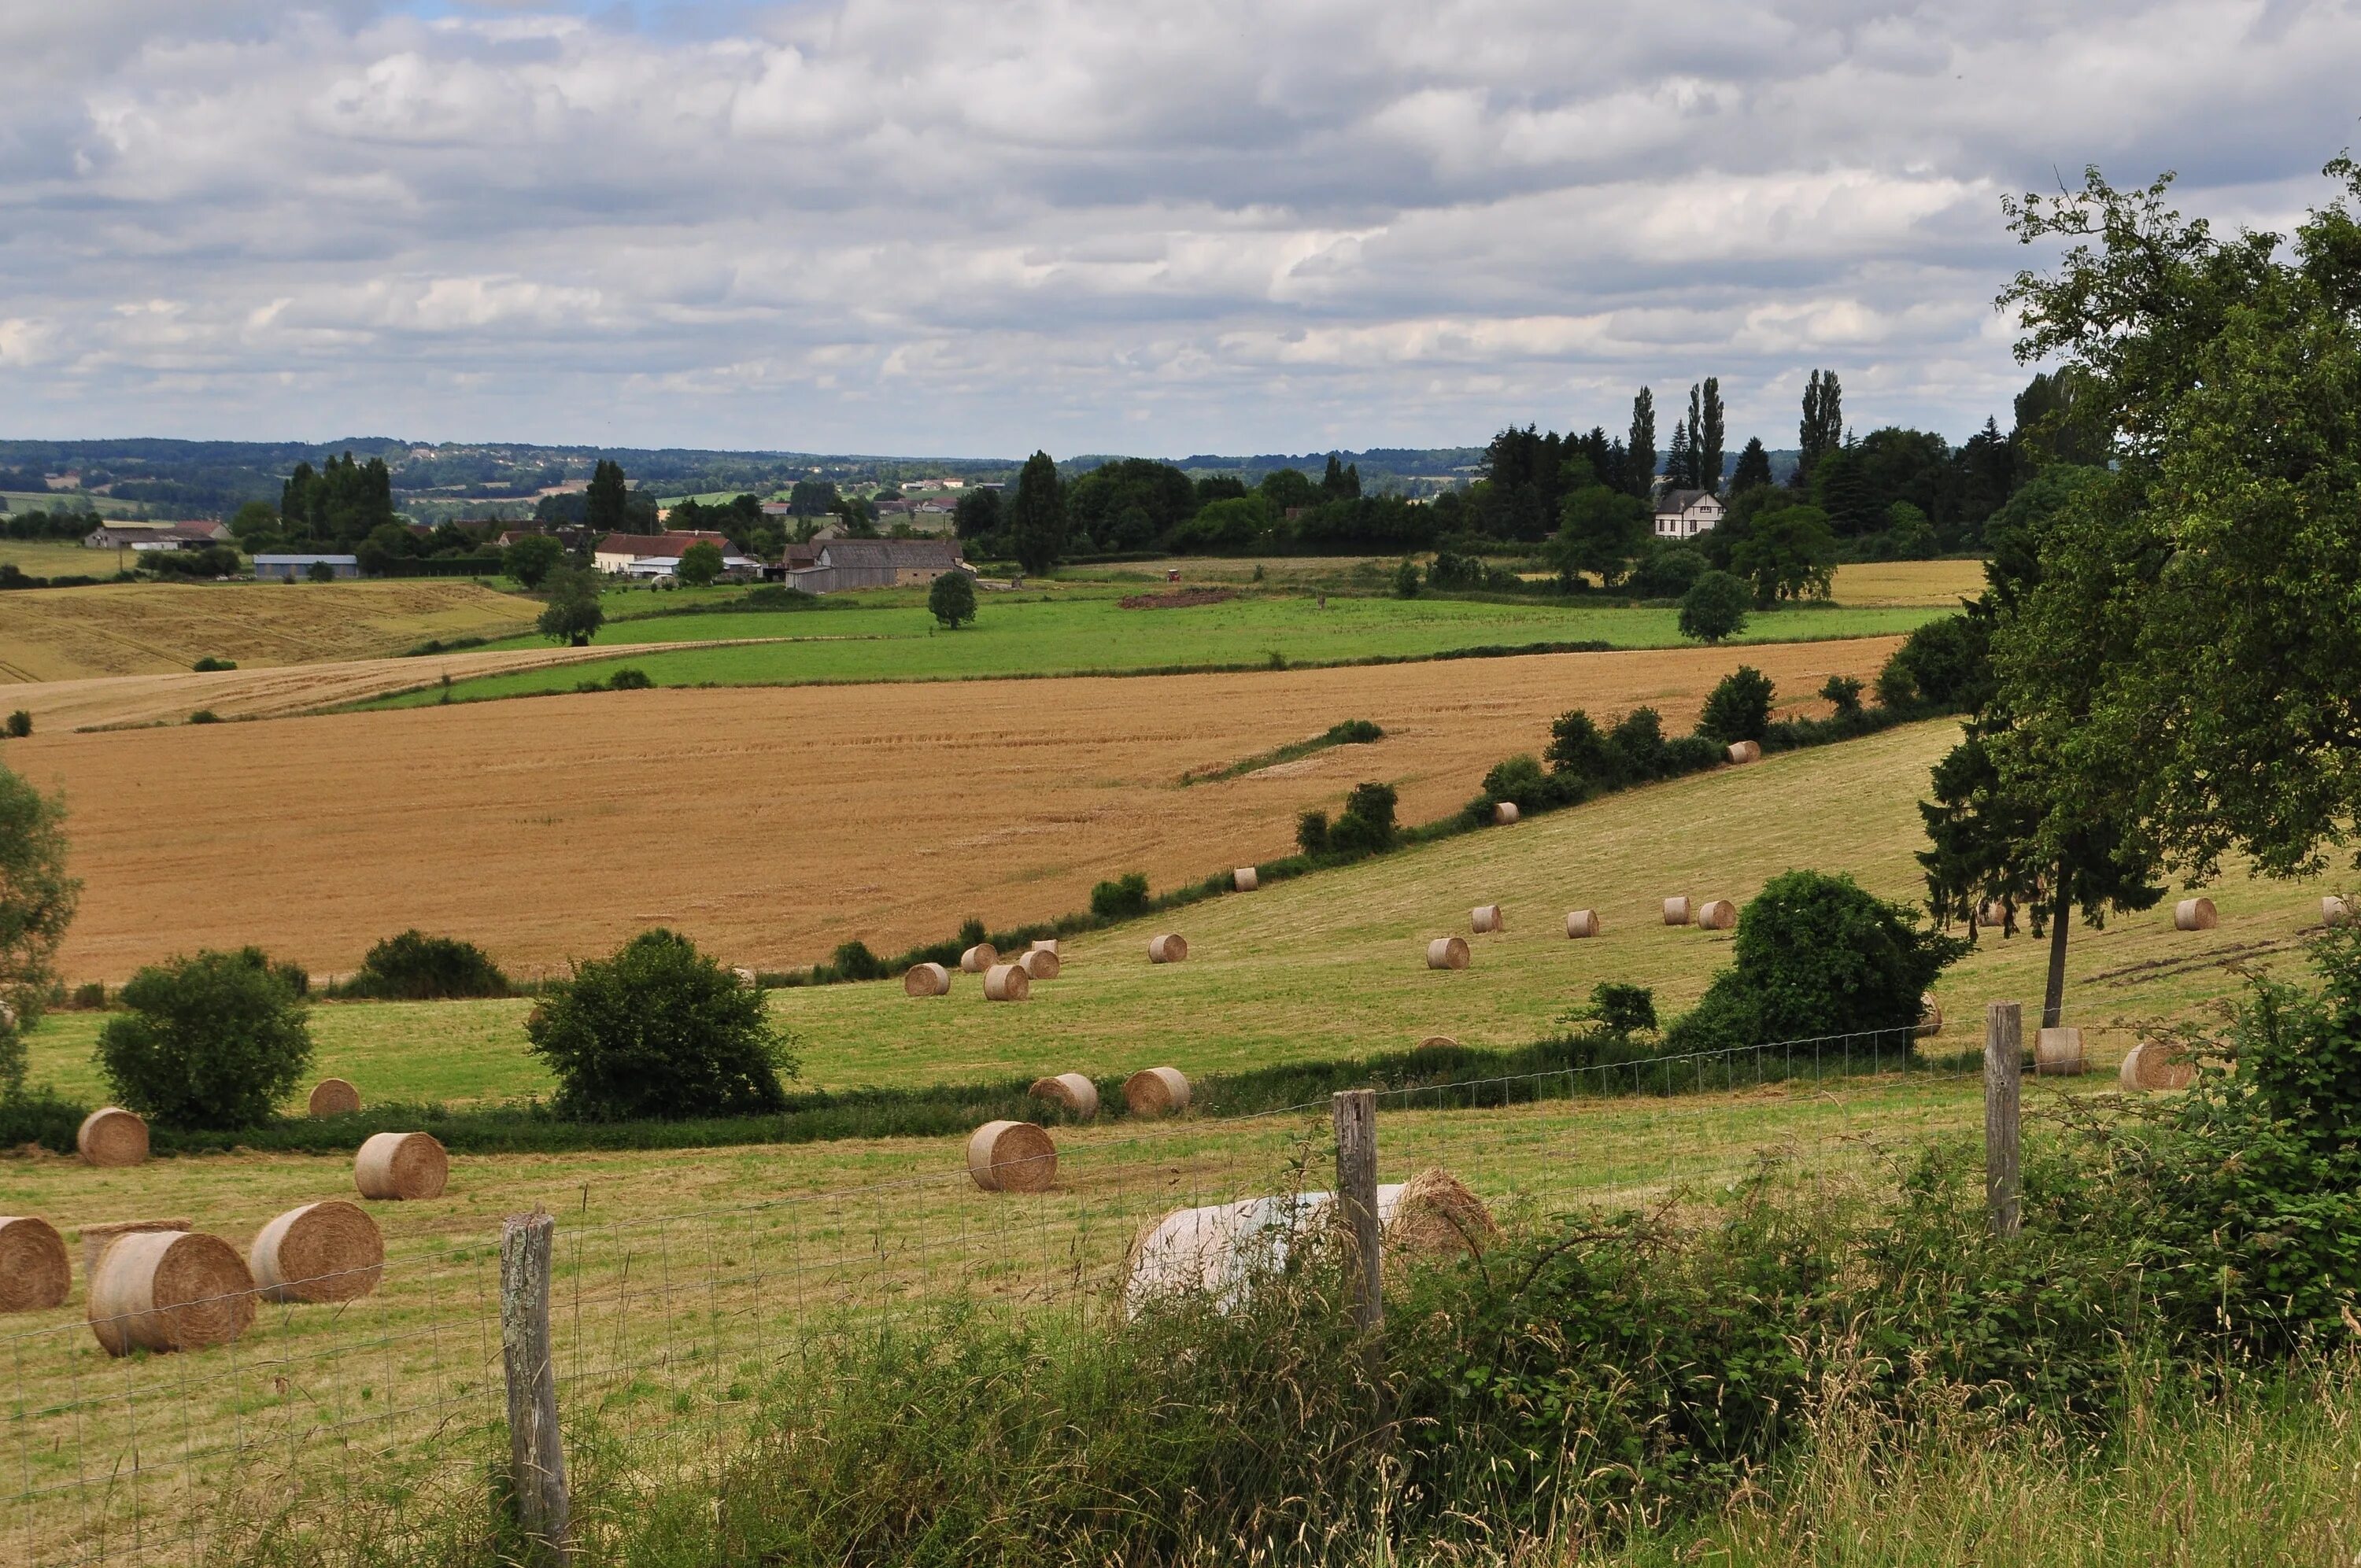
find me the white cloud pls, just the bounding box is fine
[0,0,2355,452]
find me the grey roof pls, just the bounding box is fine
[815,539,963,570]
[254,554,360,564]
[1654,489,1720,513]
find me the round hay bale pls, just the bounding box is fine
[2119,1039,2197,1093]
[966,1120,1058,1193]
[307,1078,361,1117]
[0,1217,69,1313]
[1914,992,1943,1039]
[732,965,759,987]
[1029,1072,1099,1120]
[1147,933,1189,964]
[2323,896,2352,928]
[1414,1034,1459,1053]
[1469,904,1504,935]
[1424,936,1470,970]
[1385,1168,1500,1259]
[1491,801,1520,825]
[2174,897,2219,932]
[1232,867,1258,892]
[76,1107,149,1168]
[249,1201,384,1304]
[79,1219,190,1281]
[1978,900,2009,929]
[1698,899,1737,931]
[903,961,952,997]
[959,942,999,973]
[353,1131,449,1201]
[1019,947,1062,981]
[1125,1067,1192,1118]
[1662,897,1692,926]
[983,963,1031,1002]
[1725,740,1761,765]
[1565,909,1600,939]
[2035,1026,2086,1077]
[87,1230,255,1357]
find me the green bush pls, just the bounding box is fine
[525,928,794,1120]
[1325,781,1398,857]
[831,939,885,982]
[1393,558,1421,598]
[346,930,510,1000]
[3,710,28,738]
[1697,666,1775,743]
[1874,613,1992,713]
[1609,707,1668,778]
[187,709,221,725]
[1545,710,1621,790]
[1295,810,1330,857]
[1479,753,1554,812]
[1631,542,1709,599]
[1820,673,1864,714]
[1666,870,1964,1053]
[1089,872,1151,921]
[191,655,237,672]
[1678,570,1751,642]
[605,666,653,691]
[96,948,314,1128]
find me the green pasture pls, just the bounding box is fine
[0,537,122,576]
[18,718,2334,1113]
[365,591,1945,707]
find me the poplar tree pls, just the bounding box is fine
[1796,370,1844,484]
[1699,377,1727,495]
[1625,389,1657,498]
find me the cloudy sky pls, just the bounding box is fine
[2,1,2355,458]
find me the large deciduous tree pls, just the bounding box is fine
[0,761,79,1095]
[585,459,631,536]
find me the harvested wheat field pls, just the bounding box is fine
[16,637,1899,979]
[0,579,541,682]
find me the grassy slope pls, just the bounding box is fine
[19,717,2334,1108]
[0,539,120,576]
[372,592,1943,706]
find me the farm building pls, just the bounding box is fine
[783,539,970,594]
[254,554,360,580]
[1652,490,1725,540]
[591,530,738,575]
[84,521,231,551]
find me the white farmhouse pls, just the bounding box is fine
[1651,489,1725,540]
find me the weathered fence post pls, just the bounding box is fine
[501,1210,571,1561]
[1332,1090,1382,1334]
[1984,1002,2023,1238]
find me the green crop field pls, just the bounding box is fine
[18,718,2330,1111]
[368,590,1947,707]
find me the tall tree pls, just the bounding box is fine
[1796,369,1844,484]
[1730,437,1773,493]
[0,759,80,1094]
[1625,388,1657,498]
[1665,419,1693,490]
[585,459,630,536]
[1698,377,1727,495]
[1007,450,1067,575]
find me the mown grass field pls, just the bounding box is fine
[17,717,2335,1109]
[382,591,1942,706]
[0,579,542,681]
[0,538,119,577]
[13,637,1898,979]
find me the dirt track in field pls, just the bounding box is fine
[5,639,803,730]
[14,637,1902,978]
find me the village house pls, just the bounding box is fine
[1651,489,1726,540]
[83,520,231,551]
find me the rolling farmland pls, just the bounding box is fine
[14,637,1901,981]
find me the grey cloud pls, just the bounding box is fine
[0,0,2355,453]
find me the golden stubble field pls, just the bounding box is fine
[15,637,1898,978]
[0,579,542,681]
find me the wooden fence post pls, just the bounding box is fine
[1332,1090,1382,1334]
[1985,1002,2023,1238]
[501,1210,571,1561]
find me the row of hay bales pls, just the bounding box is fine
[1975,895,2355,935]
[0,1200,390,1353]
[907,932,1193,1002]
[1421,895,1741,970]
[965,1067,1195,1193]
[72,1077,368,1168]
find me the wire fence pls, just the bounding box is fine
[2,1024,1994,1565]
